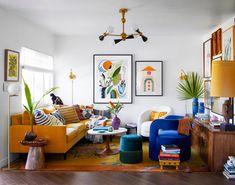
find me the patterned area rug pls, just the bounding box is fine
[40,137,208,172]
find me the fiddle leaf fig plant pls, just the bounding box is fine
[177,71,204,100]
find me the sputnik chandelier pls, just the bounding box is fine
[99,8,148,44]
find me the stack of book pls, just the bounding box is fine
[223,156,235,179]
[159,144,180,170]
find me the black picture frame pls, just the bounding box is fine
[93,54,133,104]
[135,61,163,96]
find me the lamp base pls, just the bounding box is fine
[220,123,235,131]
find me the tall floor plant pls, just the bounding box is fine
[23,78,58,141]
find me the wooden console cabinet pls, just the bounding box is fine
[192,120,235,172]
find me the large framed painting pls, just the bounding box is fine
[204,80,213,110]
[93,54,133,104]
[4,49,20,82]
[222,25,235,60]
[203,39,212,78]
[135,61,163,96]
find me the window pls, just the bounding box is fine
[21,47,54,106]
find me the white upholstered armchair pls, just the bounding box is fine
[137,106,172,137]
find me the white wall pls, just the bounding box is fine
[54,35,202,123]
[0,7,55,167]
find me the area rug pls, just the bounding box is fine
[15,137,208,172]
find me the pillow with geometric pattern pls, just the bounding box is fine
[34,110,63,126]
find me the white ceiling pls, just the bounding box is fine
[0,0,234,36]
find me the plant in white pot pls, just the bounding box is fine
[23,78,58,141]
[177,71,204,116]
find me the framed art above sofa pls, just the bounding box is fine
[93,54,133,104]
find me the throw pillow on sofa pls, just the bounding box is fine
[73,104,86,120]
[149,111,167,121]
[58,106,80,124]
[80,105,94,119]
[50,110,65,124]
[34,110,63,126]
[93,109,111,119]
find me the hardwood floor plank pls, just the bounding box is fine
[0,171,234,185]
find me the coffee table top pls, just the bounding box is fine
[88,127,127,136]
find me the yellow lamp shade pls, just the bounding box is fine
[211,61,235,97]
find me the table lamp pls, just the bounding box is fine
[211,61,235,131]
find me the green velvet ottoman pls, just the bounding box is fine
[120,134,143,164]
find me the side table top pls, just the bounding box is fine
[20,138,47,147]
[88,127,127,136]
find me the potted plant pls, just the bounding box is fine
[23,78,58,141]
[107,101,123,130]
[177,71,204,116]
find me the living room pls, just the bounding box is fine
[0,0,235,184]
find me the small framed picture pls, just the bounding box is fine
[203,39,212,78]
[135,61,163,96]
[4,49,20,82]
[222,25,235,60]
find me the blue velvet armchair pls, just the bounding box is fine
[149,115,191,161]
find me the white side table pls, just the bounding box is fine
[88,127,127,156]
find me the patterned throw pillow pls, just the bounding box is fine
[149,111,167,121]
[93,109,111,119]
[58,106,80,124]
[73,104,86,120]
[80,105,94,119]
[34,110,63,126]
[50,110,65,124]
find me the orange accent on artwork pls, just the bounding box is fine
[103,61,112,70]
[142,66,156,71]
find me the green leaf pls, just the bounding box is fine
[23,78,33,113]
[107,85,113,94]
[112,66,121,78]
[112,74,120,85]
[34,86,59,109]
[177,72,204,100]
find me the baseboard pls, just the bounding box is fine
[0,154,19,168]
[0,157,7,168]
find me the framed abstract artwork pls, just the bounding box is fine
[204,80,213,110]
[222,25,235,60]
[4,49,20,82]
[93,54,133,104]
[135,61,163,96]
[203,39,212,78]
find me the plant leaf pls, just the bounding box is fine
[34,87,59,109]
[23,78,33,114]
[107,85,113,94]
[112,66,121,78]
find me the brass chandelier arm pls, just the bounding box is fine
[106,33,122,37]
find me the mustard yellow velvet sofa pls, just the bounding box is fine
[10,109,89,154]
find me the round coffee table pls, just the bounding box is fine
[88,127,127,156]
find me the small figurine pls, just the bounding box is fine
[50,93,64,105]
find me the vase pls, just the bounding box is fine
[112,115,120,130]
[192,98,198,116]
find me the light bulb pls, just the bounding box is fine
[107,26,114,34]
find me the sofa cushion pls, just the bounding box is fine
[140,121,152,137]
[58,106,80,124]
[149,111,167,121]
[22,111,31,125]
[66,123,86,141]
[41,106,56,114]
[50,110,65,125]
[35,110,63,126]
[80,105,94,119]
[158,130,188,139]
[73,104,86,120]
[93,109,111,119]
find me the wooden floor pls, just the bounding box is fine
[0,171,234,185]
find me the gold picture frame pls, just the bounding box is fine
[4,49,20,82]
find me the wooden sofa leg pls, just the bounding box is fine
[64,153,67,160]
